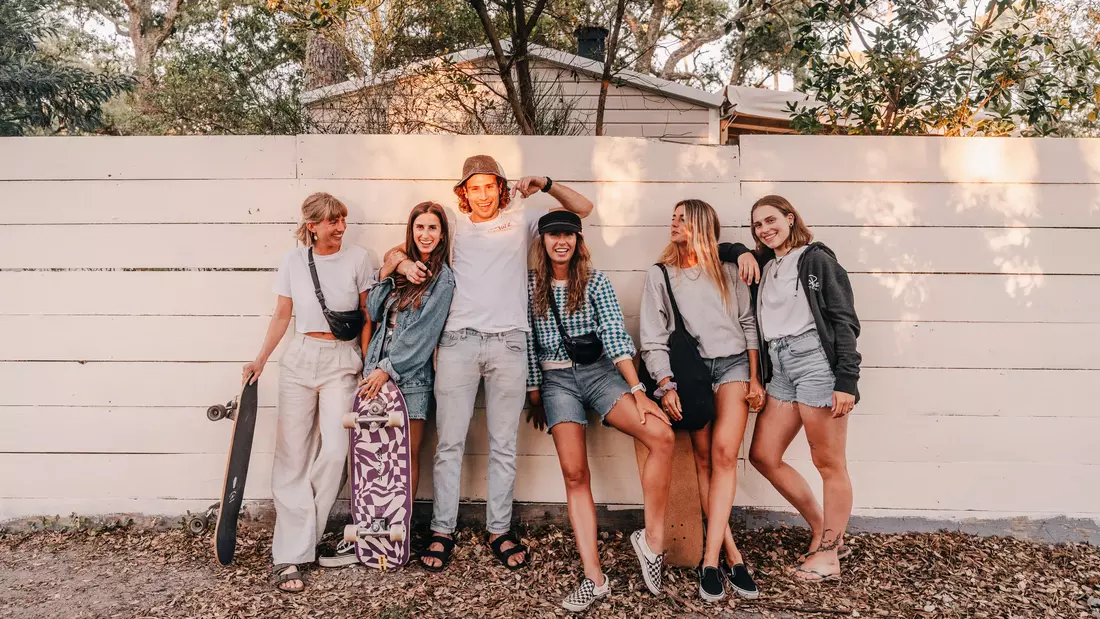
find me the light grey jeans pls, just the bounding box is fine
[431,328,527,535]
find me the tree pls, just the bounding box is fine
[788,0,1100,136]
[0,0,135,135]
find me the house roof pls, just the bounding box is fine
[302,42,724,109]
[723,85,821,122]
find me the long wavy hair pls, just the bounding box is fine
[658,199,732,311]
[455,175,512,214]
[531,231,592,318]
[750,194,813,254]
[393,201,451,311]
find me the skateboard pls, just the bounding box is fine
[634,431,704,567]
[342,378,412,570]
[186,378,259,568]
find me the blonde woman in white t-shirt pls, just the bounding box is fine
[243,192,375,593]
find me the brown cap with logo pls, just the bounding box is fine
[454,154,507,194]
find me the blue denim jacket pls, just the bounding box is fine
[364,265,455,395]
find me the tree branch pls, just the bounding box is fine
[466,0,534,134]
[597,0,628,135]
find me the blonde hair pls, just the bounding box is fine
[296,192,349,246]
[658,199,732,311]
[750,194,813,253]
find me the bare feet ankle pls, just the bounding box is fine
[644,531,664,556]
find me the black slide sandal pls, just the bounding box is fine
[489,532,529,571]
[419,534,456,572]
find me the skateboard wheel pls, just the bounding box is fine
[386,411,404,428]
[186,515,208,535]
[342,412,358,429]
[343,524,360,543]
[389,524,406,543]
[206,405,227,422]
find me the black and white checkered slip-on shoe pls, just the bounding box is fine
[561,574,610,612]
[318,540,357,568]
[630,529,664,595]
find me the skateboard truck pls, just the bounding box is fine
[206,399,239,422]
[186,502,219,536]
[342,397,404,429]
[344,518,407,544]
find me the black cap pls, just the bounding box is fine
[538,210,582,235]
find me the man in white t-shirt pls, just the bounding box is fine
[386,155,593,570]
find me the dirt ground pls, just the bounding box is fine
[2,521,1099,619]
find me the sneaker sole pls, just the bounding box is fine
[730,584,759,600]
[698,583,727,603]
[561,592,608,613]
[317,554,359,568]
[630,533,662,595]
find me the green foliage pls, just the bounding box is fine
[788,0,1100,136]
[0,0,134,135]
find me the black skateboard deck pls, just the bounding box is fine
[210,378,259,565]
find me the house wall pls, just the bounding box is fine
[306,59,720,144]
[2,134,1097,526]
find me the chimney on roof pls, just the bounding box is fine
[574,26,609,63]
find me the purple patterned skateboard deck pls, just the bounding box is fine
[344,379,412,570]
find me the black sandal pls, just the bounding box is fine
[270,563,304,593]
[419,534,455,572]
[489,532,529,571]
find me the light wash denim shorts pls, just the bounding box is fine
[540,355,631,433]
[766,329,835,409]
[705,351,750,391]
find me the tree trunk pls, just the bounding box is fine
[596,0,628,136]
[512,1,537,131]
[631,0,667,74]
[304,32,349,91]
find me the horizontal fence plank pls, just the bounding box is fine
[737,460,1100,514]
[0,137,297,181]
[4,224,1091,274]
[296,135,737,182]
[5,406,1095,466]
[739,135,1100,183]
[742,181,1100,228]
[1,179,737,227]
[7,270,1094,324]
[1,315,1091,368]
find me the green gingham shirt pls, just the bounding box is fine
[525,269,636,389]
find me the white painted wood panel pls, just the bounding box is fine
[5,179,737,226]
[6,225,1092,274]
[739,135,1100,183]
[566,109,713,124]
[0,136,297,180]
[737,460,1100,514]
[741,181,1100,228]
[552,94,706,111]
[296,135,738,182]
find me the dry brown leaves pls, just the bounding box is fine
[1,522,1098,619]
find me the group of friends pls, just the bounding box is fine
[244,154,862,610]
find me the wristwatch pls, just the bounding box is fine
[541,176,553,193]
[629,383,645,395]
[653,381,678,398]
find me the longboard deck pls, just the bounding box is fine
[213,378,259,566]
[347,379,413,569]
[634,430,703,567]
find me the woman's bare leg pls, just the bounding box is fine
[605,396,675,554]
[409,420,425,499]
[794,404,851,579]
[550,422,604,584]
[701,383,750,568]
[689,424,741,564]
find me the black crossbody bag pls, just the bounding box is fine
[547,286,605,365]
[307,247,365,341]
[638,264,715,431]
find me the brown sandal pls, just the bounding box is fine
[271,563,305,593]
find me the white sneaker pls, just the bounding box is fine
[318,540,358,567]
[630,529,664,595]
[562,574,611,612]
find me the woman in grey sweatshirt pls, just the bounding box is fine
[639,199,763,603]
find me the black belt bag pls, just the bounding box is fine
[548,287,605,365]
[308,247,365,341]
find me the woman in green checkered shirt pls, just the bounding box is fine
[525,210,675,612]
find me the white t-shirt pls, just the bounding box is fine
[273,245,376,334]
[759,245,815,341]
[445,204,548,333]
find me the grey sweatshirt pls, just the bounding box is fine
[639,263,759,383]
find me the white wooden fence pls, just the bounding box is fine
[1,134,1097,526]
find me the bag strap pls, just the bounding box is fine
[307,247,329,312]
[656,263,687,333]
[547,286,572,344]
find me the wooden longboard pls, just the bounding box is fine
[344,379,413,570]
[634,431,703,567]
[213,378,259,566]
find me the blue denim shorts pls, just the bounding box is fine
[540,356,631,433]
[403,389,432,421]
[705,351,750,391]
[767,329,835,409]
